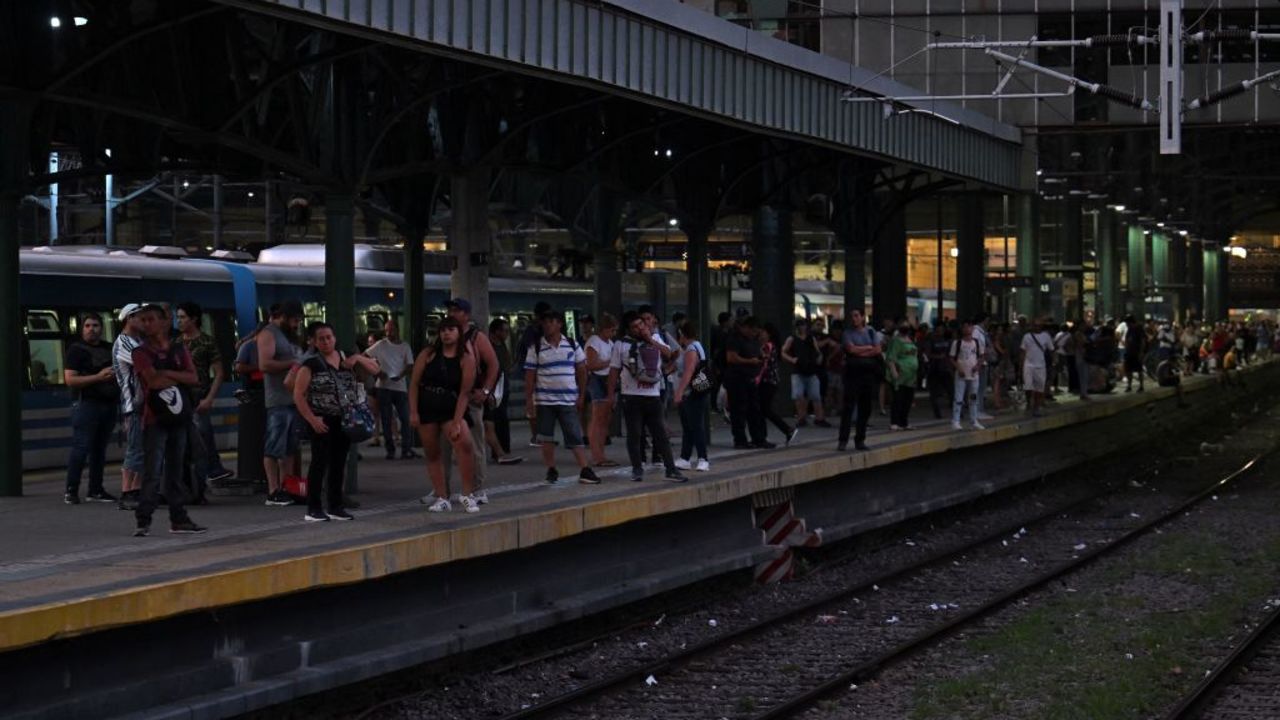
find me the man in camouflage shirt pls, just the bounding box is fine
[177,302,233,484]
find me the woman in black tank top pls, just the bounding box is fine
[409,317,479,513]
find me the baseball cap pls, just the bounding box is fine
[445,298,472,313]
[118,303,143,322]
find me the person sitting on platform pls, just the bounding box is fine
[409,317,480,513]
[525,309,601,486]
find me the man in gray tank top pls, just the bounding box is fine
[257,300,304,506]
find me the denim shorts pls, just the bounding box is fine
[123,411,145,472]
[587,374,611,403]
[790,373,821,401]
[265,405,301,458]
[536,404,585,448]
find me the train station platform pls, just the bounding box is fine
[3,364,1277,720]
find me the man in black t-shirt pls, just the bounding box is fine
[723,316,770,448]
[63,312,121,504]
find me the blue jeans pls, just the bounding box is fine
[66,399,117,495]
[678,391,709,461]
[137,423,191,525]
[377,388,412,454]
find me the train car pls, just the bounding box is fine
[20,245,593,471]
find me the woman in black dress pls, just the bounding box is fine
[409,317,478,513]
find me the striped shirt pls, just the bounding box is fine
[524,335,584,406]
[112,332,142,415]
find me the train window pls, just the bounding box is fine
[25,310,60,335]
[302,302,326,327]
[27,341,65,388]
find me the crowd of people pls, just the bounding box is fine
[62,293,1272,536]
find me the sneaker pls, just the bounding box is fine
[265,491,293,507]
[854,442,870,451]
[631,467,644,482]
[972,421,986,430]
[133,523,149,537]
[528,438,542,448]
[401,450,420,459]
[426,498,453,513]
[496,455,524,465]
[674,458,692,470]
[814,419,833,428]
[951,421,963,430]
[207,469,234,482]
[786,428,799,446]
[733,442,752,450]
[418,493,437,505]
[578,467,602,485]
[304,510,330,522]
[369,436,382,447]
[472,491,490,505]
[889,424,902,431]
[170,520,207,534]
[63,492,80,505]
[695,459,710,472]
[545,467,559,484]
[977,413,995,421]
[327,509,354,521]
[837,443,848,451]
[753,441,777,449]
[665,469,688,483]
[796,418,809,427]
[460,495,480,514]
[86,490,117,503]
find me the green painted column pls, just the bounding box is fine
[403,229,425,352]
[1167,233,1188,322]
[0,102,31,495]
[1186,242,1204,322]
[1151,232,1170,291]
[1097,211,1120,321]
[1127,225,1148,319]
[1015,193,1041,320]
[751,204,796,333]
[956,194,986,322]
[685,225,711,335]
[325,194,358,493]
[1203,249,1221,323]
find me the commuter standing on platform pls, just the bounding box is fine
[483,318,523,466]
[756,323,798,446]
[724,316,771,449]
[972,313,995,420]
[886,324,919,431]
[837,309,881,452]
[257,300,305,507]
[585,313,619,468]
[673,320,711,472]
[782,319,828,428]
[63,312,120,504]
[517,301,552,446]
[409,317,480,513]
[176,302,234,484]
[365,319,417,460]
[443,298,499,505]
[131,305,205,536]
[525,309,601,485]
[609,311,686,483]
[709,311,733,416]
[950,320,984,430]
[1123,314,1147,392]
[925,323,954,419]
[293,323,380,522]
[113,304,146,510]
[1021,318,1054,417]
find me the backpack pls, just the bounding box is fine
[142,344,194,428]
[625,338,663,387]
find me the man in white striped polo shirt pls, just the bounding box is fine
[524,309,601,485]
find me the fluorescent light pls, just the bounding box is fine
[73,16,87,26]
[1113,205,1126,212]
[668,218,678,227]
[247,191,255,198]
[1156,222,1164,228]
[949,247,959,258]
[49,16,61,28]
[1179,230,1188,237]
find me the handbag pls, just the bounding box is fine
[325,357,374,443]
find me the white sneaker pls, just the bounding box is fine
[972,421,986,430]
[674,458,692,470]
[418,493,436,505]
[426,498,452,513]
[461,495,480,514]
[695,459,710,472]
[951,421,963,430]
[978,413,995,421]
[472,491,489,505]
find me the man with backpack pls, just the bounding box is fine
[950,320,985,430]
[130,304,206,536]
[524,309,601,486]
[608,311,687,483]
[781,319,829,427]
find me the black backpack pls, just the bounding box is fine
[142,344,194,428]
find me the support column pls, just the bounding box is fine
[685,225,711,334]
[1203,249,1221,323]
[1168,233,1188,322]
[403,229,425,352]
[1151,232,1170,292]
[1097,211,1121,321]
[212,174,224,250]
[1127,225,1148,319]
[1061,198,1084,321]
[872,206,908,323]
[449,169,492,325]
[594,245,623,320]
[750,204,795,334]
[835,166,874,313]
[956,194,986,323]
[1186,242,1205,322]
[325,193,358,493]
[1218,249,1231,320]
[1015,192,1041,319]
[0,101,31,496]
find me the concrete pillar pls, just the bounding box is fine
[1097,211,1120,321]
[1168,233,1188,322]
[750,204,795,334]
[845,246,868,312]
[1151,232,1170,291]
[1015,192,1041,319]
[594,246,623,321]
[873,206,908,323]
[325,193,358,493]
[403,229,425,352]
[685,225,711,334]
[449,168,492,325]
[1186,242,1204,322]
[838,177,875,313]
[0,100,31,495]
[1127,225,1148,319]
[956,195,986,322]
[1061,198,1084,321]
[1203,249,1221,322]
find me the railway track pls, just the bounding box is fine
[495,449,1269,720]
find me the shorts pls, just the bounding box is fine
[1023,366,1047,393]
[790,373,821,401]
[264,405,301,459]
[122,411,145,473]
[587,374,611,403]
[536,404,585,448]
